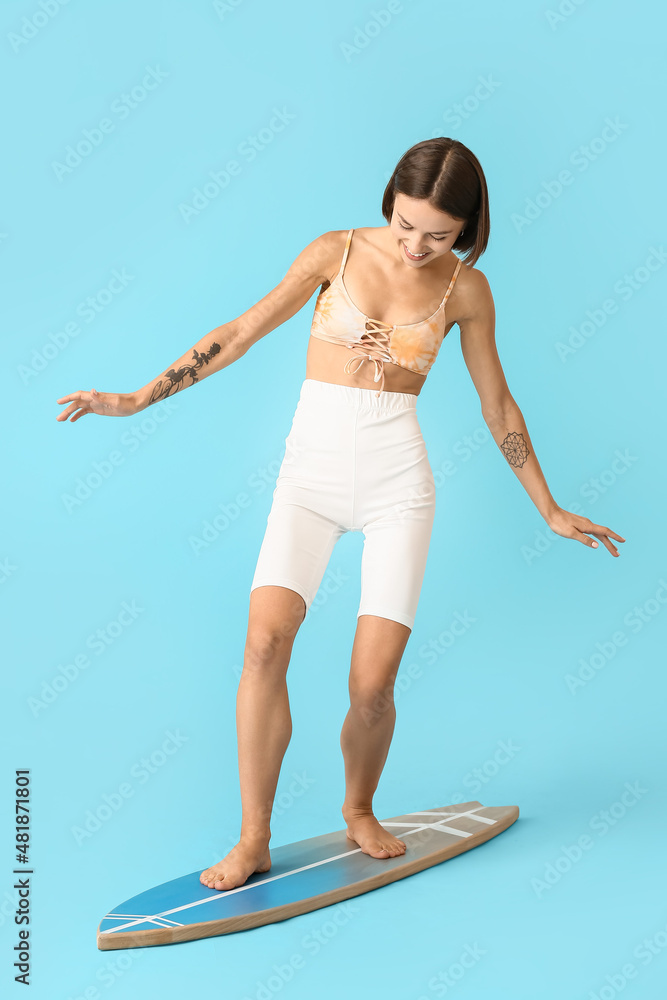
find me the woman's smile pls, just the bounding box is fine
[403,243,432,261]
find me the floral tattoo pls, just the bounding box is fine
[148,343,221,404]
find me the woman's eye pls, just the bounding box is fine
[399,222,446,241]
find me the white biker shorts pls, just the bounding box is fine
[250,378,436,629]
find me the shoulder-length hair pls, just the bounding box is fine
[381,138,490,267]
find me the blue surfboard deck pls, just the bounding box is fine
[97,800,518,949]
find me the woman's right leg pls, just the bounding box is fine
[201,379,349,890]
[200,584,306,891]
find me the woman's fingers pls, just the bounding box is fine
[562,514,625,557]
[56,390,92,421]
[574,528,599,548]
[591,532,619,557]
[55,402,76,421]
[589,524,626,543]
[582,521,625,557]
[585,520,626,558]
[61,404,88,422]
[68,405,91,423]
[56,401,84,421]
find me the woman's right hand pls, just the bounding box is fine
[56,388,138,423]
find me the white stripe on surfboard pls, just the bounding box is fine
[104,913,184,927]
[140,918,185,928]
[103,915,184,928]
[407,808,498,826]
[102,808,497,935]
[382,822,472,838]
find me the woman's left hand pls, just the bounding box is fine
[545,507,626,557]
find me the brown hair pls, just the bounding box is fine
[381,138,490,267]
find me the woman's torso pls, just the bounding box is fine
[305,226,465,396]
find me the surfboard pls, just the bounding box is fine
[97,799,518,950]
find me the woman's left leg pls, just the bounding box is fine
[336,385,435,858]
[340,612,412,858]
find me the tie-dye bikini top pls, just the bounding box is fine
[310,228,462,396]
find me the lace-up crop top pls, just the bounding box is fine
[310,228,462,396]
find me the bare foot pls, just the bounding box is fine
[200,836,271,891]
[342,806,407,859]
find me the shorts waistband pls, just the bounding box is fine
[300,378,417,412]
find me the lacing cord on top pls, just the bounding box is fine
[343,319,394,397]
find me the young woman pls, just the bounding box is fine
[57,138,624,893]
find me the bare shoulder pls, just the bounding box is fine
[450,259,495,327]
[229,230,350,353]
[288,229,350,287]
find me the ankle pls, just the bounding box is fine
[342,802,373,818]
[239,825,271,844]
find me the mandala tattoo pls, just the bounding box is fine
[500,430,530,468]
[148,342,221,404]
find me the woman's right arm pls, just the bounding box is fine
[56,231,337,422]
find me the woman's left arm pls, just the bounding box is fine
[456,267,625,557]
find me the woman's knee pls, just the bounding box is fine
[244,591,305,670]
[348,676,396,724]
[245,621,299,666]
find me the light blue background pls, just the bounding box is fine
[3,0,666,997]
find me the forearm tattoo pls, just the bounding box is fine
[148,343,221,404]
[500,430,530,468]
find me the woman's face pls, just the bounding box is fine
[390,192,465,267]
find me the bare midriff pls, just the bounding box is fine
[305,324,456,396]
